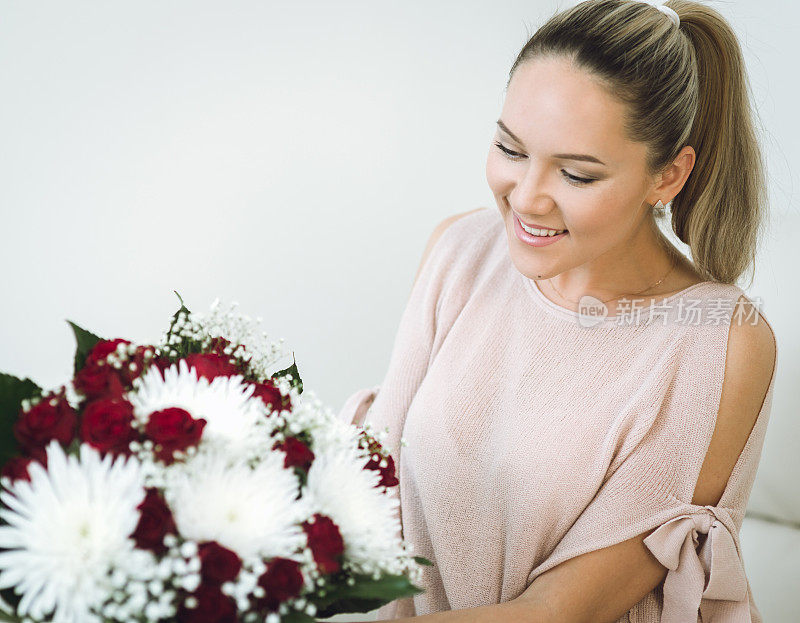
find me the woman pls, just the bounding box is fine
[338,1,777,621]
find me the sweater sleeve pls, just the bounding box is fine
[525,320,778,622]
[334,215,470,620]
[337,211,469,467]
[337,384,381,427]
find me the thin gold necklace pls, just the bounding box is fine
[547,256,678,306]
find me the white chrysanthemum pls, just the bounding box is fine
[0,441,145,623]
[303,447,405,574]
[127,359,273,450]
[163,447,308,560]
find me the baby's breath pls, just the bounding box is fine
[156,299,287,382]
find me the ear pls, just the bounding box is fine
[647,145,696,205]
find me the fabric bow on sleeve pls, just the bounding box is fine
[642,505,752,622]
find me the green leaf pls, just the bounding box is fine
[0,598,20,623]
[0,588,19,621]
[163,290,192,353]
[172,290,191,318]
[66,321,103,375]
[0,373,42,463]
[0,611,20,623]
[310,572,425,618]
[279,610,316,623]
[414,555,433,566]
[272,352,303,395]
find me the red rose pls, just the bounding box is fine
[255,557,304,612]
[73,339,154,399]
[13,394,77,453]
[183,353,240,382]
[272,436,314,471]
[176,584,237,623]
[302,514,344,575]
[111,344,153,385]
[145,407,206,463]
[80,397,138,455]
[74,362,126,400]
[0,455,43,483]
[132,487,176,554]
[152,356,174,376]
[207,336,234,355]
[198,541,242,585]
[360,432,399,488]
[251,380,291,413]
[85,338,131,366]
[366,452,398,488]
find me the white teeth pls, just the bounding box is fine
[519,219,566,236]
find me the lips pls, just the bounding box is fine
[513,212,566,232]
[513,212,569,247]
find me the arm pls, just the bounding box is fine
[350,388,377,427]
[510,295,777,623]
[337,597,553,623]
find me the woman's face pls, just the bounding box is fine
[486,56,661,282]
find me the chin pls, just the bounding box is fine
[504,237,550,281]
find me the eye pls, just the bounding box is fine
[492,141,596,187]
[561,170,596,187]
[493,141,525,161]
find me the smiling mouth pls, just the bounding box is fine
[513,212,568,236]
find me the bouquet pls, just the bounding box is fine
[0,293,429,623]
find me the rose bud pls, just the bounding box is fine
[145,407,206,463]
[183,353,240,382]
[255,557,304,613]
[13,394,77,453]
[132,487,177,554]
[1,455,38,483]
[302,514,344,575]
[198,541,242,585]
[79,397,138,456]
[251,380,292,413]
[272,436,314,472]
[176,584,236,623]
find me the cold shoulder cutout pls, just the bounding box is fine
[338,207,777,622]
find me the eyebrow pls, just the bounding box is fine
[496,119,607,166]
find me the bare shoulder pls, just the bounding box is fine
[725,294,777,403]
[411,208,487,290]
[691,293,777,507]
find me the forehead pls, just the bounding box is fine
[502,57,642,167]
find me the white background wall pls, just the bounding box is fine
[1,0,798,621]
[0,0,795,410]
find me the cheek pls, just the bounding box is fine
[565,187,632,237]
[485,151,514,194]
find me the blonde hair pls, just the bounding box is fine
[508,0,768,286]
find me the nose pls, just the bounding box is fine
[508,164,557,216]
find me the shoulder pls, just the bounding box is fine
[724,294,777,402]
[691,292,777,507]
[430,207,490,245]
[412,208,491,288]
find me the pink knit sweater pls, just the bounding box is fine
[337,207,777,622]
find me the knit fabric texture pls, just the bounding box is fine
[337,207,777,622]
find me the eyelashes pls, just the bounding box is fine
[492,141,596,186]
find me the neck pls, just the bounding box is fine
[544,216,682,305]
